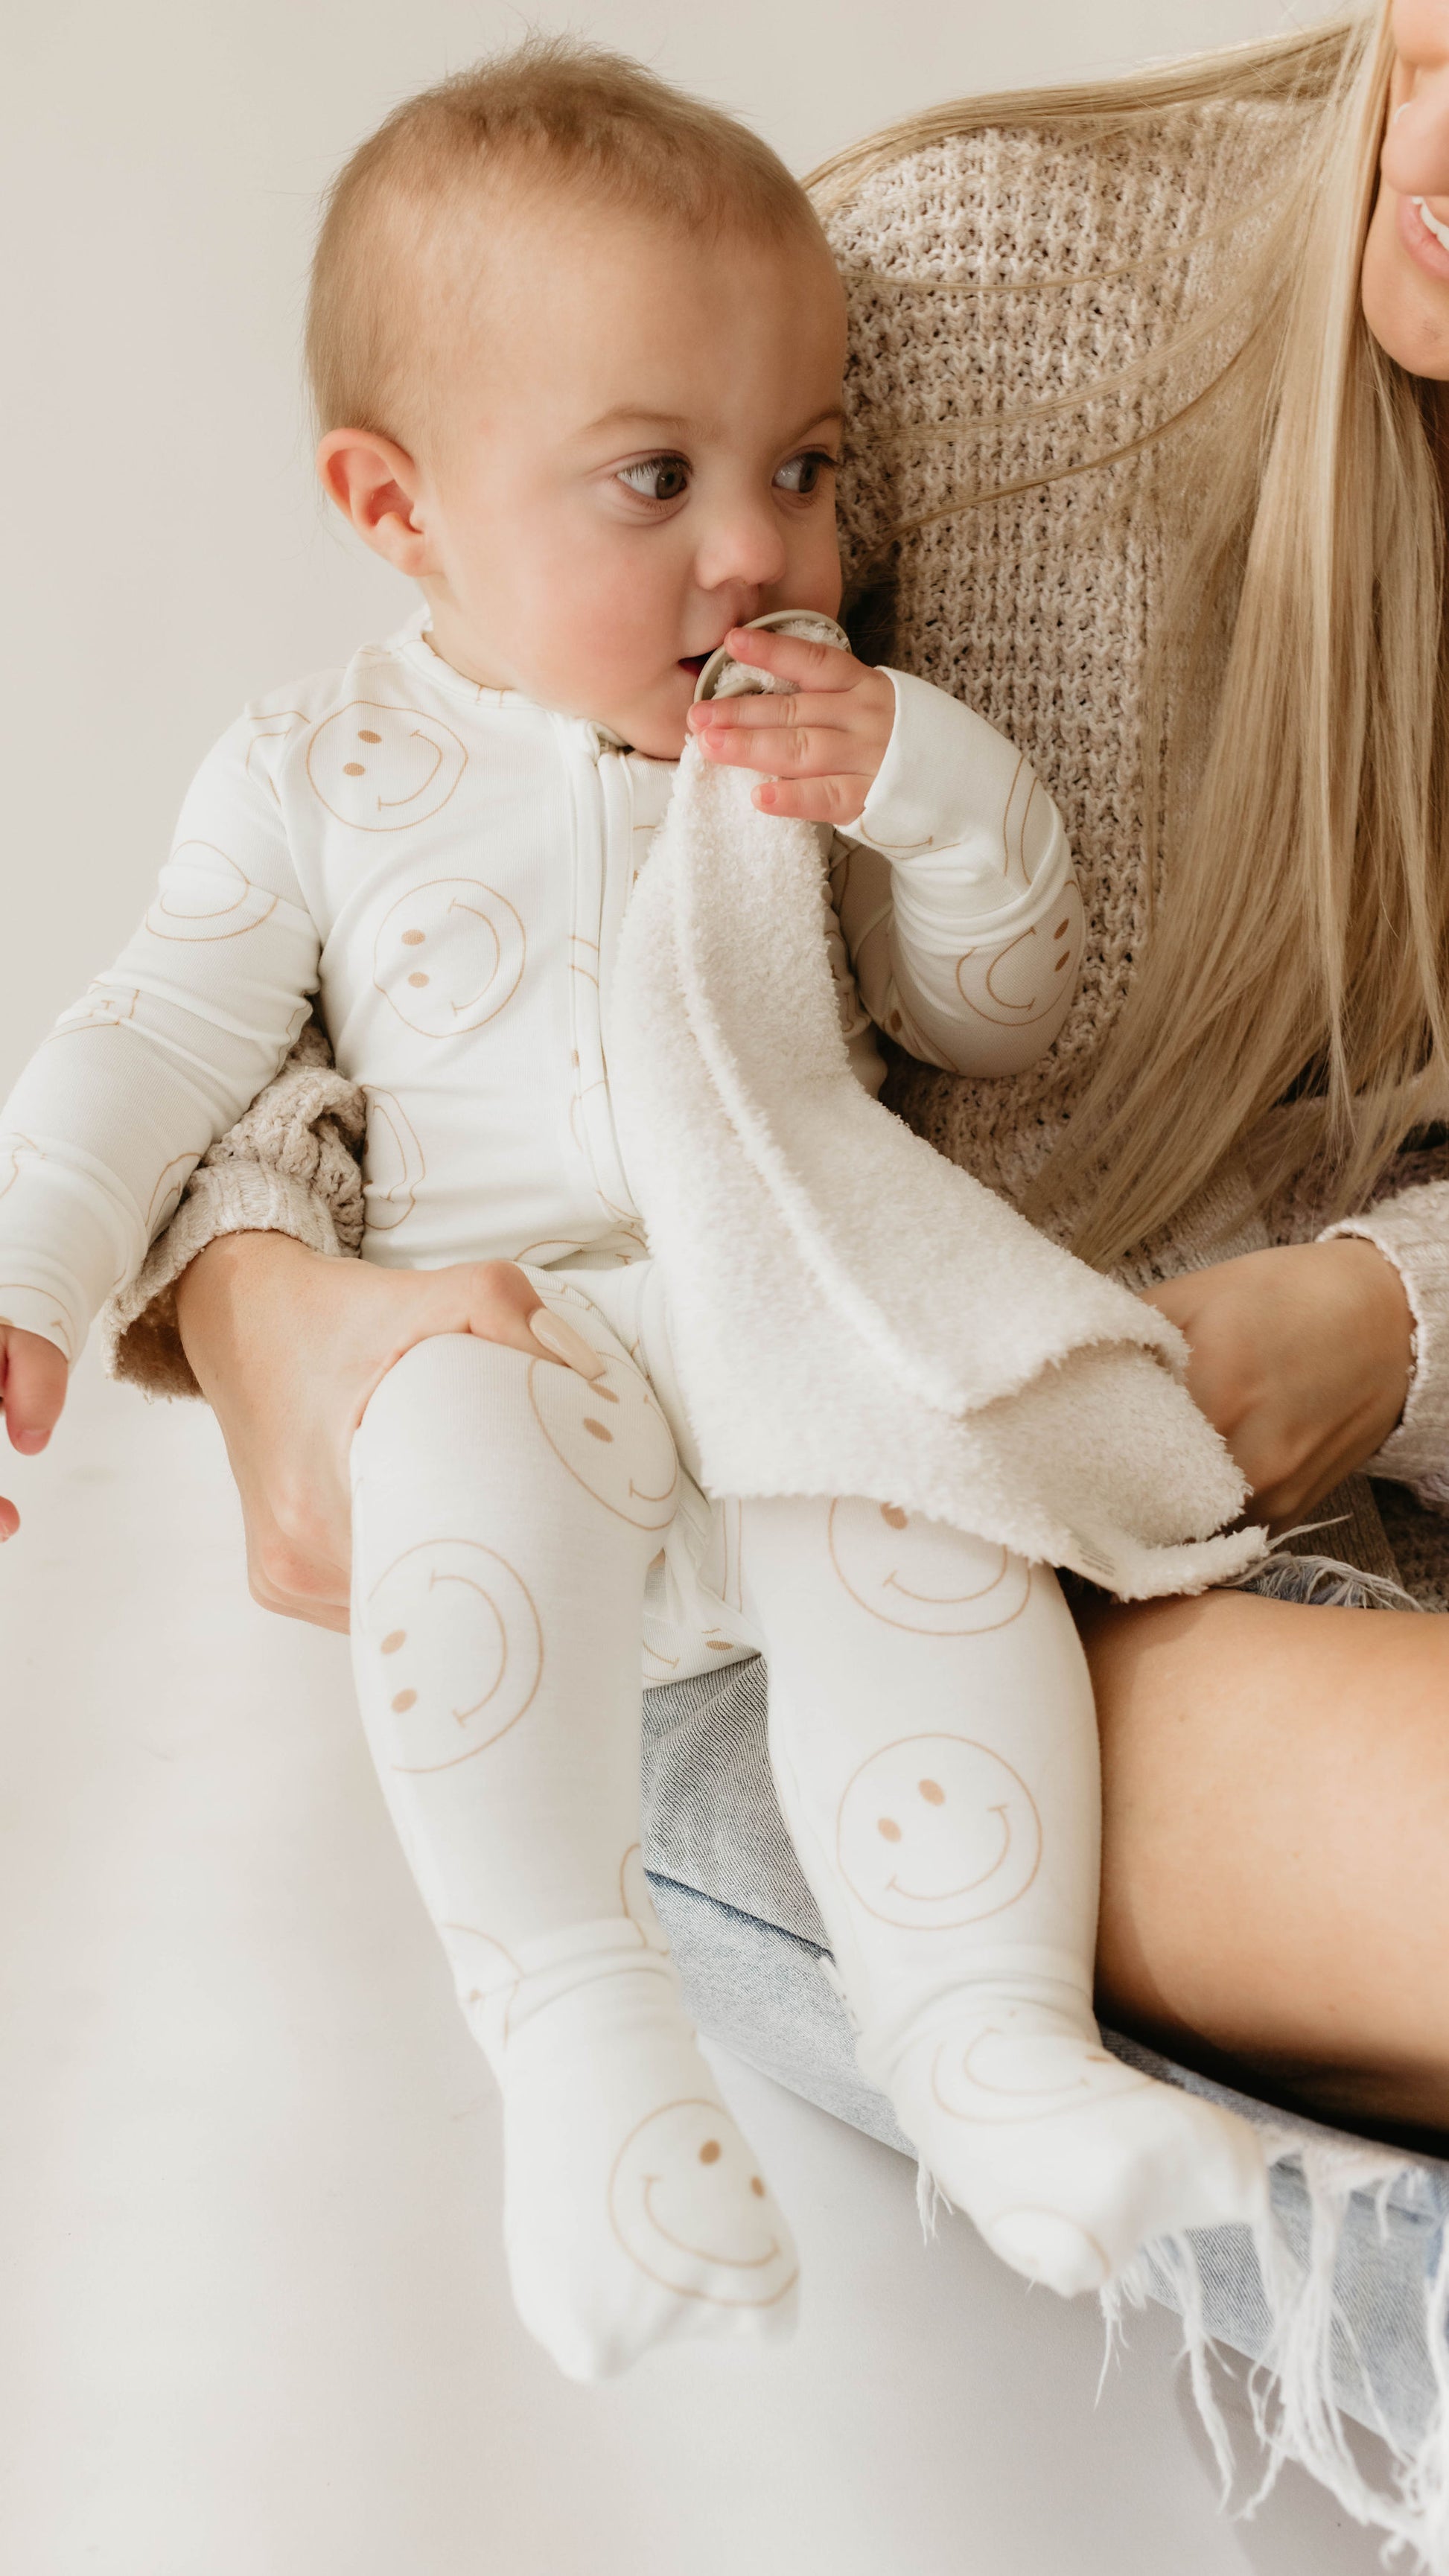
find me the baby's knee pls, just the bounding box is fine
[354,1328,532,1460]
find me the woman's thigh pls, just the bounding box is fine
[1082,1589,1449,2130]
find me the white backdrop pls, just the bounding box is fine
[2,0,1294,1076]
[0,12,1398,2573]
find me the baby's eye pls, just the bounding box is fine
[774,450,835,497]
[617,455,690,504]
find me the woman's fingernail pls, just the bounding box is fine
[529,1310,605,1378]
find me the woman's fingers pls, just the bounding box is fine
[401,1260,605,1378]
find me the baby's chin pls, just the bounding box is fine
[596,669,697,762]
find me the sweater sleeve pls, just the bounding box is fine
[1319,1181,1449,1507]
[0,715,322,1371]
[832,669,1083,1077]
[100,1015,366,1398]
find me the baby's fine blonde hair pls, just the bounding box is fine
[305,36,827,454]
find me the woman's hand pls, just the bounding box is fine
[1141,1238,1415,1524]
[175,1232,602,1632]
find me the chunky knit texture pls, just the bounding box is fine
[107,92,1449,1569]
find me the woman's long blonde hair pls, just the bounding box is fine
[812,10,1449,1269]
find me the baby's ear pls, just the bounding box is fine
[315,427,433,574]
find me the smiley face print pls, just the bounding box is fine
[620,1843,671,1953]
[955,879,1083,1031]
[367,1538,543,1773]
[608,2100,798,2306]
[52,985,138,1036]
[0,1135,39,1202]
[929,2006,1151,2126]
[439,1924,523,2056]
[836,1734,1042,1930]
[306,701,468,831]
[527,1348,678,1531]
[146,1151,203,1237]
[145,844,279,943]
[363,1089,427,1233]
[827,1499,1031,1636]
[372,879,526,1038]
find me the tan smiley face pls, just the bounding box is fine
[363,1088,427,1233]
[438,1924,523,2055]
[306,701,468,830]
[929,2007,1152,2126]
[146,1152,203,1236]
[52,985,138,1035]
[608,2100,797,2306]
[955,879,1084,1028]
[527,1350,678,1530]
[372,879,526,1037]
[367,1539,543,1773]
[145,843,278,942]
[836,1734,1042,1931]
[0,1135,39,1202]
[827,1499,1031,1635]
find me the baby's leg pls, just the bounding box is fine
[350,1327,796,2378]
[742,1496,1266,2295]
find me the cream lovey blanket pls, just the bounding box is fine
[610,617,1268,1601]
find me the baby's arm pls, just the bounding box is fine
[832,671,1082,1078]
[0,715,320,1486]
[690,631,1080,1077]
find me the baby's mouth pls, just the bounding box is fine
[678,652,710,676]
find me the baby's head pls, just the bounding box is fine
[308,40,847,757]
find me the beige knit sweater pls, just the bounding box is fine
[106,88,1449,1593]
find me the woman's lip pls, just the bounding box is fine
[1396,186,1449,284]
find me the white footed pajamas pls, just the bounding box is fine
[0,610,1264,2377]
[350,1258,1260,2372]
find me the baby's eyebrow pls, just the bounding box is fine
[577,402,846,445]
[581,405,695,440]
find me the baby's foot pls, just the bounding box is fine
[496,1958,798,2379]
[882,1992,1267,2295]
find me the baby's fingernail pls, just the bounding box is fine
[529,1310,605,1379]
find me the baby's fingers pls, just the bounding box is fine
[720,625,857,691]
[0,1327,68,1456]
[0,1325,68,1537]
[753,773,875,825]
[698,718,855,779]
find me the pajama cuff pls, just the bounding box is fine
[1320,1182,1449,1506]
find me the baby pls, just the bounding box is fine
[0,41,1264,2379]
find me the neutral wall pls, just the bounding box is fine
[1,0,1293,1074]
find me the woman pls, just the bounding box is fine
[35,1,1449,2142]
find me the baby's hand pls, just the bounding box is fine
[0,1323,68,1540]
[687,626,895,827]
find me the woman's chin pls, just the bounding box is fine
[1360,191,1449,380]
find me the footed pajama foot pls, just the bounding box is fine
[495,1957,798,2379]
[879,1990,1267,2295]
